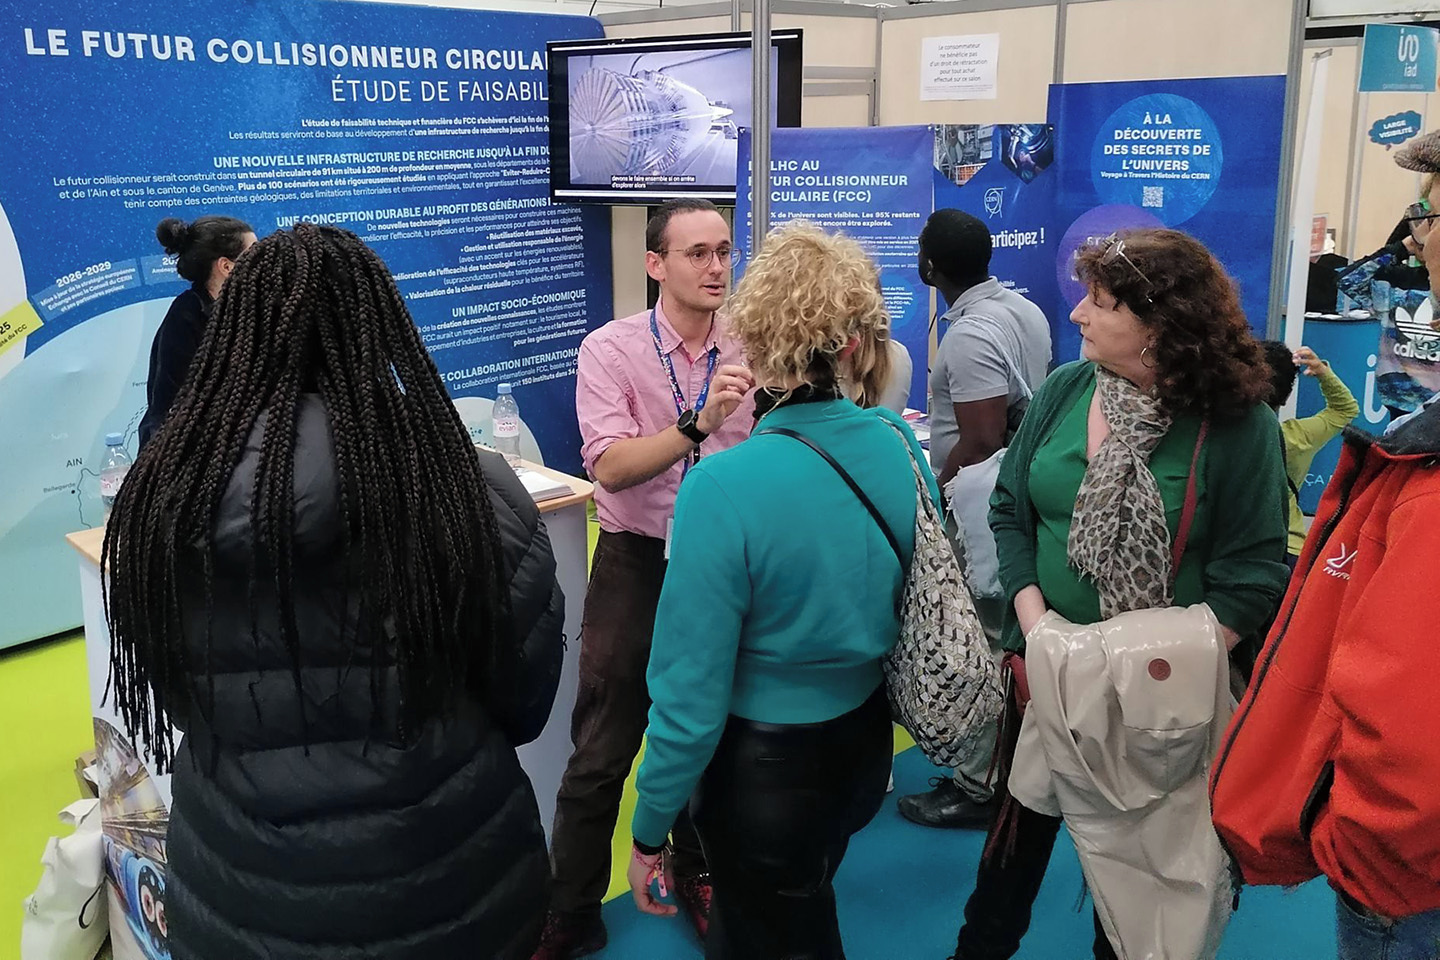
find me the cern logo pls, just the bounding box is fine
[984,187,1004,218]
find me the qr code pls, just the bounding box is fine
[1142,185,1164,209]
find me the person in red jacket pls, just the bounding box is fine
[1211,129,1440,960]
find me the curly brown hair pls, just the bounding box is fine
[1074,228,1269,420]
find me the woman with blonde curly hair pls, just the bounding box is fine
[623,221,939,958]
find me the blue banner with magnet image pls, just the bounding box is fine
[932,124,1059,345]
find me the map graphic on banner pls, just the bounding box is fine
[932,123,1058,345]
[1046,77,1286,363]
[0,0,611,651]
[734,125,934,407]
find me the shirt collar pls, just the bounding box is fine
[946,277,1004,318]
[654,296,721,359]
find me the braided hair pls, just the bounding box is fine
[103,223,510,770]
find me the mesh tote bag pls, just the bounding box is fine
[759,421,1004,767]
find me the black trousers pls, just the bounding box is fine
[953,802,1119,960]
[691,685,893,960]
[548,531,706,917]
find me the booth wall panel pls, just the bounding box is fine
[1352,90,1431,258]
[601,16,735,39]
[1063,0,1293,82]
[612,206,650,321]
[877,7,1055,125]
[774,13,877,69]
[1297,45,1362,255]
[804,94,872,128]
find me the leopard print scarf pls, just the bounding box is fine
[1067,367,1174,620]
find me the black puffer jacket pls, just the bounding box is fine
[164,396,564,960]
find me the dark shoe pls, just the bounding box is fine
[897,778,997,829]
[673,873,713,940]
[531,911,607,960]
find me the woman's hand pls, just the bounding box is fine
[1292,347,1328,378]
[627,844,677,917]
[1014,585,1050,636]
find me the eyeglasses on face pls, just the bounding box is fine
[663,245,733,270]
[1405,200,1438,242]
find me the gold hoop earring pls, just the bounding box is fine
[1140,345,1157,369]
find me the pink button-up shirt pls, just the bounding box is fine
[577,299,755,540]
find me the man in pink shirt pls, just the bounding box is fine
[534,199,755,960]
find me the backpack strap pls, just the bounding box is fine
[1170,419,1209,584]
[757,427,904,571]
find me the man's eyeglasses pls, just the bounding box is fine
[664,245,733,270]
[1404,199,1438,244]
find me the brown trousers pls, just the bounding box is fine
[548,530,706,917]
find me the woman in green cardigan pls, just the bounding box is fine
[948,229,1290,960]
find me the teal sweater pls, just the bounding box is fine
[631,399,941,849]
[990,360,1291,653]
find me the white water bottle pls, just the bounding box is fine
[492,384,521,468]
[99,433,132,522]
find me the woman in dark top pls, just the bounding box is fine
[947,229,1289,960]
[104,224,564,959]
[138,215,255,448]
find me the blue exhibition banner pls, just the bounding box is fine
[735,125,935,408]
[1360,23,1440,93]
[932,124,1059,345]
[1296,315,1391,515]
[1045,77,1286,363]
[0,0,611,650]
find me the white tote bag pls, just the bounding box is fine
[21,799,108,960]
[946,341,1033,600]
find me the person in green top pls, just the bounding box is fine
[1258,341,1361,566]
[623,222,939,959]
[949,229,1290,960]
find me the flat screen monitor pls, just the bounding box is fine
[547,30,803,205]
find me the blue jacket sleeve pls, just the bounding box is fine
[631,468,749,849]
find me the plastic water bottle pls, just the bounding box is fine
[99,433,132,522]
[492,384,521,468]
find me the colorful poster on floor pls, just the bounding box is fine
[932,123,1059,345]
[1046,77,1287,362]
[734,125,936,408]
[0,0,610,654]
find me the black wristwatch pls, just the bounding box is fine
[677,409,709,445]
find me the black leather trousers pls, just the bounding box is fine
[691,685,892,960]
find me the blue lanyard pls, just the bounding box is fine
[650,309,719,479]
[650,309,719,416]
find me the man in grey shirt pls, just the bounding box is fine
[898,208,1053,830]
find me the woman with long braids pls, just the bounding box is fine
[103,224,565,959]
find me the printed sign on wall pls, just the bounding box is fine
[921,34,1000,102]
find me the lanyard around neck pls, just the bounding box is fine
[650,308,719,417]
